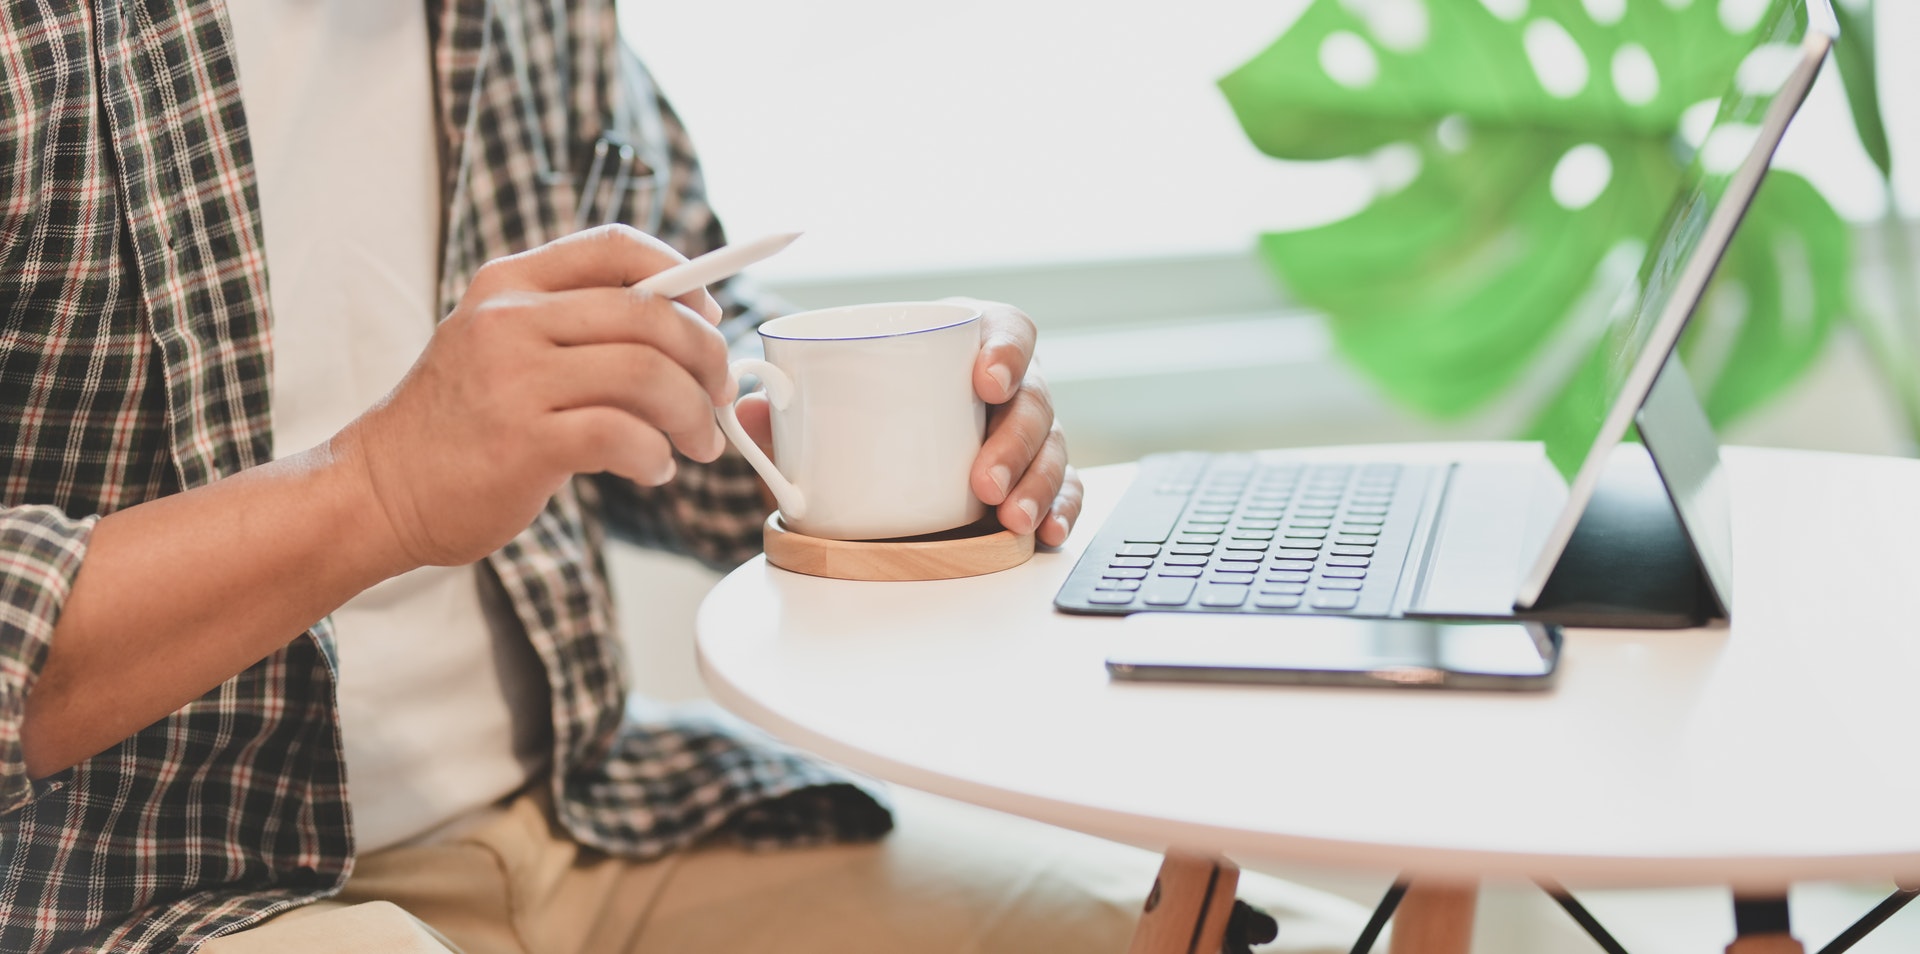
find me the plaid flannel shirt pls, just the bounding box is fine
[0,2,890,951]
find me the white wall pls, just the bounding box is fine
[620,0,1920,282]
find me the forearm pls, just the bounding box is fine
[21,438,409,778]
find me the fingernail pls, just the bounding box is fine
[988,364,1012,397]
[989,464,1012,496]
[1050,515,1070,538]
[1016,498,1038,529]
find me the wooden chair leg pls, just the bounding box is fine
[1127,851,1240,954]
[1387,880,1478,954]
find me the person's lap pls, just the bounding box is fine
[208,787,1373,953]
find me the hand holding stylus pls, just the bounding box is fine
[337,225,798,568]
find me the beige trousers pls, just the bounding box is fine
[206,788,1371,953]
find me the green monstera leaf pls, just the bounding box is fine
[1220,0,1853,434]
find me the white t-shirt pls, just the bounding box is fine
[225,0,549,853]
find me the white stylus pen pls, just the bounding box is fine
[632,231,802,299]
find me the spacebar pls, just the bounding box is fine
[1114,495,1188,544]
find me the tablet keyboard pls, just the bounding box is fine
[1054,454,1430,618]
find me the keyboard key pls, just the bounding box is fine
[1087,591,1135,604]
[1347,505,1390,516]
[1118,495,1189,543]
[1269,555,1315,569]
[1231,529,1275,541]
[1190,504,1235,515]
[1118,544,1161,558]
[1109,557,1153,569]
[1288,518,1333,529]
[1235,519,1281,531]
[1335,534,1381,545]
[1326,556,1371,568]
[1260,582,1308,595]
[1283,530,1328,540]
[1343,515,1386,526]
[1142,578,1198,606]
[1162,554,1208,566]
[1264,571,1311,584]
[1275,538,1323,551]
[1186,515,1230,526]
[1102,568,1147,580]
[1311,591,1360,611]
[1292,506,1337,518]
[1095,579,1142,591]
[1317,578,1364,590]
[1323,567,1368,579]
[1199,585,1249,608]
[1331,545,1374,556]
[1170,544,1215,556]
[1225,539,1269,551]
[1216,552,1263,564]
[1254,593,1303,609]
[1207,570,1257,585]
[1177,536,1221,546]
[1155,565,1203,578]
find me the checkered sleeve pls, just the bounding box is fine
[0,506,97,816]
[588,48,780,570]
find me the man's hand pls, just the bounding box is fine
[956,298,1080,547]
[337,225,732,567]
[25,225,733,778]
[734,298,1083,547]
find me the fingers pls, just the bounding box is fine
[520,287,734,404]
[480,225,723,324]
[544,407,678,486]
[733,391,774,458]
[972,369,1066,533]
[539,344,726,462]
[998,426,1070,536]
[952,298,1036,404]
[1038,465,1084,548]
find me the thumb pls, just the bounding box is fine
[734,391,774,459]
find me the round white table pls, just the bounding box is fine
[696,445,1920,953]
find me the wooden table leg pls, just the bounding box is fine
[1726,897,1804,954]
[1725,939,1805,954]
[1386,880,1478,954]
[1127,851,1240,954]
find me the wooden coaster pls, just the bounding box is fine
[763,513,1035,581]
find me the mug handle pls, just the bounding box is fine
[713,358,808,520]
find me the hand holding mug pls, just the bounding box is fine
[722,299,1080,546]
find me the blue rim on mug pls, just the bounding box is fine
[758,302,980,343]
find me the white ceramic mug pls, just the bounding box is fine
[714,301,987,541]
